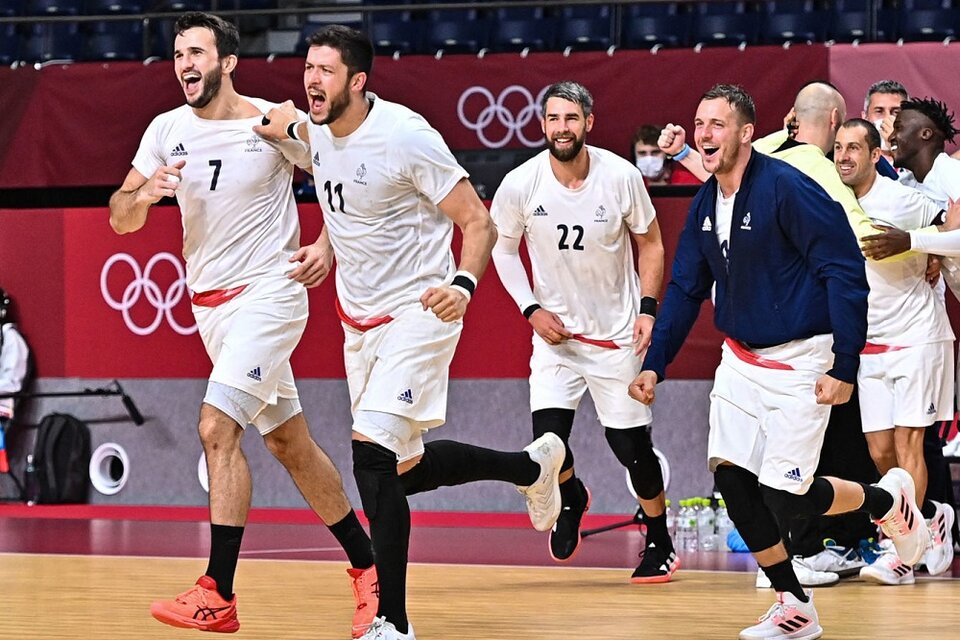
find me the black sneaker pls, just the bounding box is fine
[631,541,679,583]
[549,479,591,562]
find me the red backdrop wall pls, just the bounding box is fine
[0,199,723,380]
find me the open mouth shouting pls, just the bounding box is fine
[181,71,202,99]
[308,86,327,118]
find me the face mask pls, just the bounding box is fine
[872,118,891,152]
[635,155,665,178]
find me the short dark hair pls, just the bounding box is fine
[174,11,239,59]
[864,79,908,111]
[633,125,661,148]
[541,81,594,117]
[306,25,374,79]
[700,84,756,125]
[841,118,881,152]
[900,97,959,144]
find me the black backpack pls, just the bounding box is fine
[32,413,91,504]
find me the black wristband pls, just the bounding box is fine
[522,303,541,320]
[640,296,658,318]
[286,121,300,142]
[451,274,476,296]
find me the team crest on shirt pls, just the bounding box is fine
[740,212,752,230]
[594,204,608,222]
[354,163,368,186]
[244,136,263,153]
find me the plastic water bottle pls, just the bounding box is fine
[716,498,735,551]
[664,499,677,539]
[698,498,719,551]
[677,499,699,552]
[24,453,39,506]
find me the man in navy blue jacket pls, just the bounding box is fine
[630,85,928,640]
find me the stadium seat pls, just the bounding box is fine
[84,0,143,13]
[21,21,82,61]
[423,9,490,54]
[85,19,143,60]
[0,23,19,64]
[761,2,828,44]
[490,6,555,52]
[554,6,613,51]
[692,1,760,46]
[370,18,423,55]
[25,0,81,14]
[899,8,960,40]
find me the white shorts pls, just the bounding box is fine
[344,305,462,455]
[858,341,954,432]
[708,335,835,494]
[194,276,306,405]
[529,336,652,429]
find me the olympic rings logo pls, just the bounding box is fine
[100,252,197,336]
[457,85,549,149]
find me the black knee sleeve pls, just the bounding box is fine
[352,440,399,521]
[714,465,782,552]
[760,478,835,525]
[604,426,664,500]
[533,409,575,473]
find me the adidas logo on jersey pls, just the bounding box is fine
[701,217,712,232]
[533,205,548,217]
[312,152,321,167]
[783,467,803,483]
[170,143,188,157]
[927,402,936,415]
[247,367,262,382]
[397,389,414,404]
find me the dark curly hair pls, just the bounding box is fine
[900,97,958,144]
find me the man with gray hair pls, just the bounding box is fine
[862,79,908,169]
[490,81,674,582]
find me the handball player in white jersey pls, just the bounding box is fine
[255,25,564,640]
[108,12,378,637]
[490,81,677,581]
[841,117,958,578]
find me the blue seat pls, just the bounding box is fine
[622,12,691,48]
[25,0,81,14]
[422,9,490,53]
[0,0,23,16]
[899,9,960,40]
[84,0,143,13]
[370,18,423,55]
[828,0,897,42]
[21,22,82,61]
[692,1,760,46]
[85,19,143,60]
[761,2,828,44]
[491,15,555,52]
[553,6,613,51]
[151,0,211,11]
[295,18,364,54]
[0,23,19,64]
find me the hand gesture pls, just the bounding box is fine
[628,370,658,405]
[139,160,186,204]
[815,375,853,405]
[288,241,333,288]
[861,224,910,260]
[943,198,960,231]
[528,308,573,345]
[633,314,654,356]
[252,100,299,143]
[420,287,468,322]
[658,124,686,156]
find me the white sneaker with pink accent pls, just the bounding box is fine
[874,467,927,566]
[739,590,822,640]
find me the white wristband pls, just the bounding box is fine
[450,285,472,302]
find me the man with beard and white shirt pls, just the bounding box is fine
[489,82,675,582]
[109,12,379,637]
[835,118,955,582]
[254,25,565,640]
[630,84,927,640]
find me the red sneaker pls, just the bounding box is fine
[348,565,379,638]
[150,576,239,633]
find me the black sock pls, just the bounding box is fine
[920,499,937,519]
[559,475,586,508]
[861,483,895,519]
[353,441,410,634]
[762,558,808,602]
[401,440,539,496]
[644,512,673,552]
[206,523,244,600]
[328,509,374,569]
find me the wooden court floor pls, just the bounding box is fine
[1,553,957,639]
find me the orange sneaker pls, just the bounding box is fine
[150,576,239,633]
[348,565,379,638]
